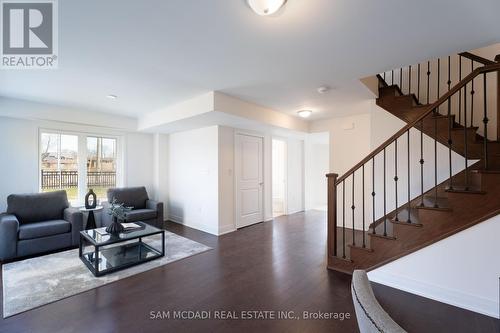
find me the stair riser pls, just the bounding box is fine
[379,86,400,98]
[447,171,482,189]
[392,222,423,237]
[381,95,416,109]
[478,172,500,191]
[412,208,451,221]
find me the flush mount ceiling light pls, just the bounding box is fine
[106,94,117,100]
[297,110,312,118]
[317,86,331,94]
[247,0,287,16]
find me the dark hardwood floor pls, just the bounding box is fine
[0,211,498,333]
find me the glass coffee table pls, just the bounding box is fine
[79,222,165,277]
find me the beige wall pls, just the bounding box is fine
[309,101,372,176]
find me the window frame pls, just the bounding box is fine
[38,128,124,206]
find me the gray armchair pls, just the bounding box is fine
[102,187,164,229]
[351,270,406,333]
[0,190,83,261]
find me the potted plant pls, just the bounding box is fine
[105,198,132,234]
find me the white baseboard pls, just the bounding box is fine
[168,215,219,236]
[218,224,237,235]
[368,270,500,319]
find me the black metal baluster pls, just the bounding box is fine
[394,139,399,221]
[433,108,439,207]
[483,73,489,170]
[447,56,453,190]
[383,148,387,236]
[362,164,366,248]
[464,84,469,190]
[400,67,403,91]
[352,173,355,247]
[342,179,346,259]
[407,129,411,223]
[417,63,421,101]
[459,55,462,124]
[437,58,440,110]
[427,61,431,104]
[371,157,376,235]
[470,60,475,127]
[419,119,425,206]
[409,65,412,97]
[392,70,394,85]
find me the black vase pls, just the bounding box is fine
[85,189,97,209]
[105,216,124,234]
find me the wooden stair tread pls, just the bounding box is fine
[369,218,396,239]
[445,185,485,194]
[391,208,423,227]
[414,196,452,211]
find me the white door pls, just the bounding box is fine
[235,134,264,228]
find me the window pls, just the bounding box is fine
[87,137,117,202]
[40,130,120,205]
[40,133,79,202]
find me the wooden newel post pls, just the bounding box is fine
[326,173,339,261]
[495,54,500,141]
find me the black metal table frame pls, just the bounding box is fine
[79,229,165,277]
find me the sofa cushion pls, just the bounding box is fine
[107,187,149,209]
[124,209,157,222]
[7,191,69,224]
[18,220,71,240]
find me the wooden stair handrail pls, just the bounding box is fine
[336,62,500,185]
[459,52,495,65]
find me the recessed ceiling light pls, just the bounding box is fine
[247,0,287,16]
[317,86,330,94]
[106,94,117,100]
[297,110,312,118]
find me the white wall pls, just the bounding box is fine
[167,125,301,236]
[0,116,155,213]
[369,214,500,319]
[272,139,287,216]
[309,105,372,229]
[152,133,169,216]
[310,103,372,176]
[218,126,236,235]
[167,126,220,235]
[214,92,309,133]
[305,133,329,211]
[124,132,156,197]
[286,138,305,214]
[0,96,137,131]
[0,117,39,212]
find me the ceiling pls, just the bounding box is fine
[1,0,499,121]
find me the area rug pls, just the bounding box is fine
[2,231,211,317]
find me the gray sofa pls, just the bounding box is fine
[102,187,164,229]
[0,190,83,261]
[351,270,406,333]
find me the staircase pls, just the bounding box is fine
[327,51,500,274]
